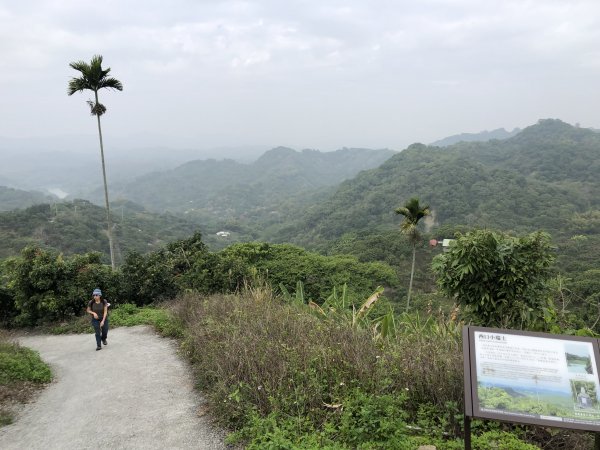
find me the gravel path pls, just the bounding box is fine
[0,326,228,450]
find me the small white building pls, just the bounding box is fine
[216,231,230,237]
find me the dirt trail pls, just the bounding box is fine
[0,325,227,450]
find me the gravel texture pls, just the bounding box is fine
[0,325,228,450]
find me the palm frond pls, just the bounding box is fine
[67,77,91,95]
[89,54,104,70]
[99,77,123,91]
[68,60,90,73]
[395,206,409,217]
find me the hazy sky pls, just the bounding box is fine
[2,0,600,152]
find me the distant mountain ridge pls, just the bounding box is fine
[430,127,521,147]
[0,186,56,212]
[276,119,600,246]
[106,146,396,225]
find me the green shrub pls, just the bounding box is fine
[0,411,13,426]
[109,304,184,337]
[49,315,90,334]
[3,246,120,326]
[471,430,540,450]
[0,342,52,384]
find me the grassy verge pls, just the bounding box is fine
[171,289,545,449]
[0,335,52,427]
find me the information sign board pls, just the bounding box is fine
[464,326,600,432]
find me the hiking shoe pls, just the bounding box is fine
[96,346,102,351]
[102,339,107,346]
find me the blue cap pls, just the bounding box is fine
[92,288,102,296]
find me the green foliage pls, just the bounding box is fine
[309,284,395,340]
[47,304,184,337]
[48,315,91,334]
[0,337,53,428]
[471,431,540,450]
[232,391,414,449]
[3,246,119,326]
[119,231,209,304]
[396,197,431,310]
[0,199,200,262]
[109,304,183,337]
[432,230,555,329]
[209,242,398,301]
[0,186,54,212]
[0,411,13,427]
[119,251,178,305]
[0,341,52,384]
[396,197,431,244]
[114,147,395,232]
[284,120,600,249]
[173,290,466,448]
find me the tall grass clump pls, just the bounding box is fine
[173,287,536,448]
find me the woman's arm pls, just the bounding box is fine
[101,304,107,323]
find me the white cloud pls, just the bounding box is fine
[1,0,600,148]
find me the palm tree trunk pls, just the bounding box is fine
[95,91,116,270]
[407,243,416,311]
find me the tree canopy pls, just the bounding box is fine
[431,229,555,329]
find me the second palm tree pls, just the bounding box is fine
[395,198,431,311]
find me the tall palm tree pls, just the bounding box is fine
[68,55,123,269]
[395,198,430,311]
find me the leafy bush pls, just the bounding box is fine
[432,230,555,329]
[109,304,183,337]
[0,341,52,384]
[3,246,120,326]
[205,242,398,300]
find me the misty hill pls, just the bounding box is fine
[0,186,56,212]
[0,147,204,196]
[0,135,267,196]
[0,199,200,261]
[106,147,396,224]
[278,119,600,246]
[430,127,521,147]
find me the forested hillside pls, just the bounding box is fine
[101,147,395,227]
[0,187,56,212]
[258,120,600,306]
[0,200,199,261]
[279,120,599,246]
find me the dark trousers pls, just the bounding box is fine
[91,317,109,347]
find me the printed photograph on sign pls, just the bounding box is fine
[565,343,593,375]
[473,331,600,425]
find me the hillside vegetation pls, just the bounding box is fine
[265,120,600,301]
[0,187,55,212]
[0,200,200,261]
[2,116,600,447]
[104,146,395,227]
[281,120,599,245]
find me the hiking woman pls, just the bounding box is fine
[87,288,108,351]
